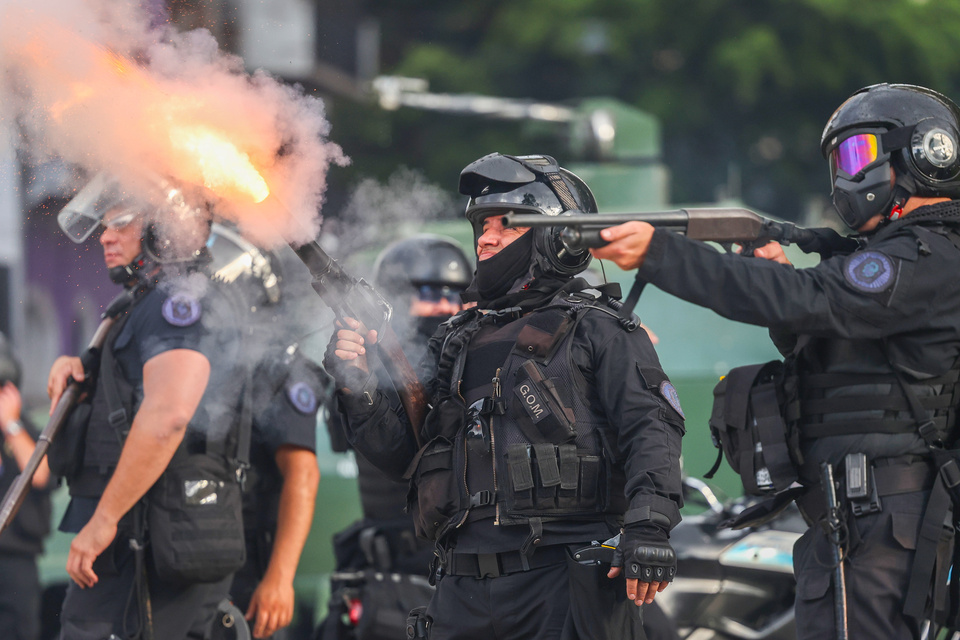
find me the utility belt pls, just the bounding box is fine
[444,543,570,578]
[796,455,936,525]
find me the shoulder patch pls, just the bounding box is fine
[843,251,896,293]
[287,381,319,415]
[162,294,202,327]
[659,381,684,419]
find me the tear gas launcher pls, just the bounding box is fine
[0,290,136,535]
[502,207,862,320]
[292,241,427,447]
[501,208,861,258]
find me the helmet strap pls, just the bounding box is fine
[109,252,159,289]
[888,179,916,221]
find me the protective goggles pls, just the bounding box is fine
[101,210,141,231]
[417,285,462,305]
[828,130,891,183]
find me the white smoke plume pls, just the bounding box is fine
[0,0,347,246]
[324,166,457,259]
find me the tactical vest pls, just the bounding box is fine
[798,368,960,442]
[67,309,250,499]
[66,316,137,498]
[406,292,630,542]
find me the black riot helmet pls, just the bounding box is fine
[373,234,472,316]
[374,234,472,292]
[821,83,960,230]
[459,153,598,279]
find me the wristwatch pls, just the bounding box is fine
[2,420,23,437]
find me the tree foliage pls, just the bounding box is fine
[328,0,960,220]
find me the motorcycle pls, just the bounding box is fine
[656,477,806,640]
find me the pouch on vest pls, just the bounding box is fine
[404,436,460,541]
[49,318,131,480]
[708,360,800,496]
[147,453,246,583]
[421,397,465,443]
[47,401,92,479]
[503,443,604,515]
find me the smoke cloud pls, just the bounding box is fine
[0,0,347,246]
[323,166,456,259]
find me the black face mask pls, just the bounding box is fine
[475,231,533,300]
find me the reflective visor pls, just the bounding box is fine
[831,133,879,178]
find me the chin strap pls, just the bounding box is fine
[110,253,161,290]
[888,178,917,222]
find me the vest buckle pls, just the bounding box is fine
[108,408,128,429]
[470,490,493,508]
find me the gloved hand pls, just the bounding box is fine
[323,319,379,401]
[609,524,676,605]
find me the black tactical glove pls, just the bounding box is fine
[323,327,379,403]
[611,525,676,583]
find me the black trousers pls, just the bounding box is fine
[425,547,647,640]
[794,491,926,640]
[0,553,41,640]
[59,531,231,640]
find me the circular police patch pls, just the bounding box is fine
[162,294,202,327]
[659,381,684,419]
[844,251,895,293]
[287,382,318,415]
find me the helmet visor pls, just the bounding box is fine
[417,284,463,305]
[58,173,143,244]
[830,133,879,182]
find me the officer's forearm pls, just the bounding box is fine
[338,393,418,480]
[267,447,320,583]
[94,349,209,525]
[94,403,189,524]
[4,429,50,487]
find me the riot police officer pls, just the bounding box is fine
[232,343,323,640]
[326,154,685,639]
[47,177,248,640]
[0,339,52,640]
[205,223,326,640]
[592,84,960,638]
[332,234,471,531]
[321,235,471,640]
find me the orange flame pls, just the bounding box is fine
[169,124,271,203]
[43,40,272,204]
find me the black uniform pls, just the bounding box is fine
[333,283,685,640]
[58,276,247,640]
[635,203,960,638]
[229,346,322,637]
[0,417,52,640]
[321,353,439,640]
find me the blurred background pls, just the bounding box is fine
[5,0,960,637]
